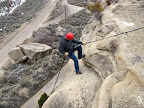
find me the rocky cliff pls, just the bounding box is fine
[42,0,144,108]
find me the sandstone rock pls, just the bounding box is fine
[101,25,112,36]
[85,52,114,80]
[19,88,29,98]
[19,43,52,60]
[91,70,128,108]
[42,60,102,108]
[55,26,64,36]
[85,9,92,15]
[112,70,144,108]
[97,37,118,52]
[0,69,5,78]
[2,60,13,70]
[8,47,27,63]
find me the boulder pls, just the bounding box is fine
[19,88,29,98]
[85,9,92,15]
[8,47,27,63]
[19,43,52,60]
[2,60,13,70]
[0,69,5,78]
[55,26,65,36]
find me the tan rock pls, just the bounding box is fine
[42,60,102,108]
[19,43,52,60]
[8,47,27,63]
[112,70,144,108]
[2,60,13,70]
[97,37,118,52]
[91,71,127,108]
[85,9,92,15]
[85,52,115,80]
[0,70,5,78]
[55,26,64,36]
[101,25,112,36]
[19,88,29,98]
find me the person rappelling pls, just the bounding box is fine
[59,32,86,74]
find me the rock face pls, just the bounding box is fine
[112,70,144,108]
[42,0,144,108]
[42,60,102,108]
[8,43,52,63]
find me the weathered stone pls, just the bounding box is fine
[85,53,114,80]
[112,70,144,108]
[85,9,92,15]
[19,43,52,60]
[0,69,5,78]
[2,60,13,70]
[55,26,64,36]
[90,70,128,108]
[97,37,118,52]
[101,25,112,36]
[8,47,27,63]
[19,88,29,98]
[42,60,102,108]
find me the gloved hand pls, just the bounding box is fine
[65,52,69,56]
[82,42,86,45]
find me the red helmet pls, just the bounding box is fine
[65,32,74,40]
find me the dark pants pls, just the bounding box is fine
[68,45,82,73]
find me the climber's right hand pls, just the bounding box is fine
[65,52,69,56]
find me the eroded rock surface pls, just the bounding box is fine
[8,43,52,63]
[42,0,144,108]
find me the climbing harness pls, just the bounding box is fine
[86,26,144,44]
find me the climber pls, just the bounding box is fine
[59,32,86,74]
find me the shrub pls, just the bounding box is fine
[109,39,119,52]
[38,93,48,108]
[87,1,103,20]
[20,78,31,88]
[87,2,103,12]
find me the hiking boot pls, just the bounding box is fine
[78,54,85,59]
[82,54,85,58]
[76,71,82,74]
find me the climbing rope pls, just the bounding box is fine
[50,26,144,93]
[86,26,144,44]
[50,26,144,95]
[51,56,66,94]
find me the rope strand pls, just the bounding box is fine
[86,26,144,44]
[51,56,66,94]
